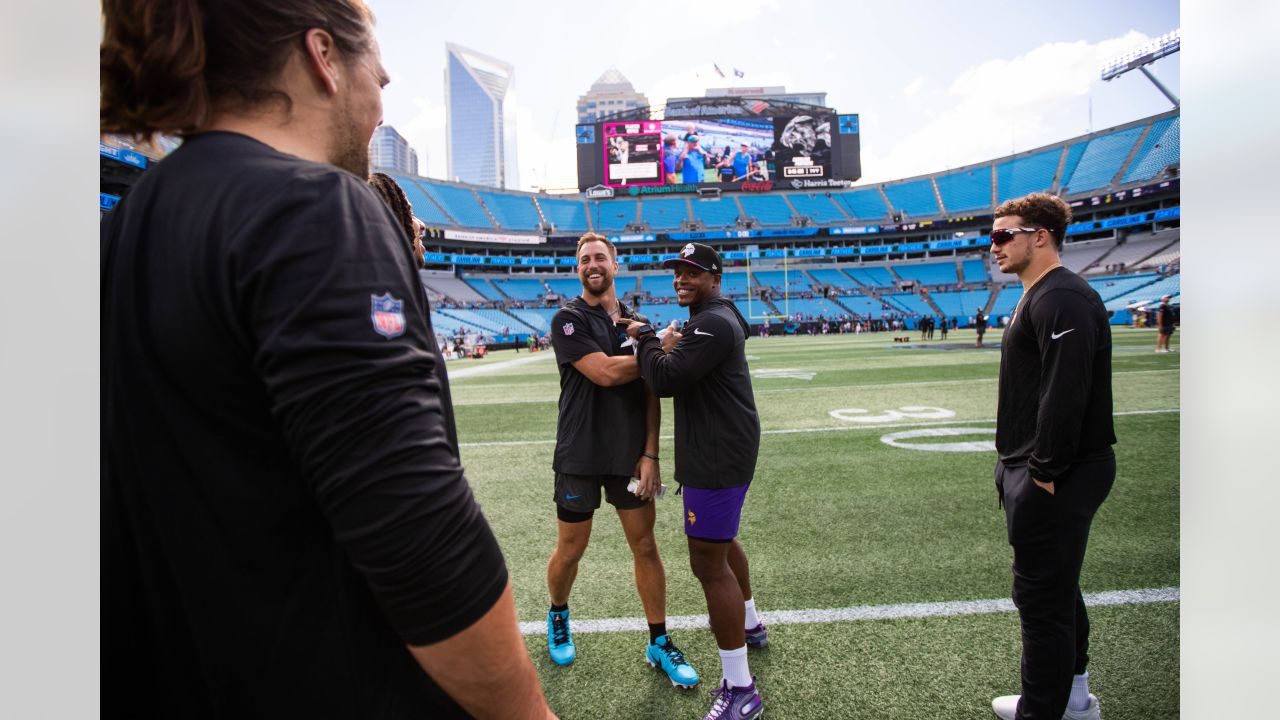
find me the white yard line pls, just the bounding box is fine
[519,587,1179,636]
[446,351,555,379]
[460,409,1179,447]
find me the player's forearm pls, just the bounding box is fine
[409,581,556,720]
[643,390,660,455]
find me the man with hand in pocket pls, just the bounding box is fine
[989,193,1116,720]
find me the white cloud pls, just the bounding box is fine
[398,101,446,179]
[902,77,924,98]
[862,30,1155,183]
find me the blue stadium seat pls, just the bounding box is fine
[689,197,741,228]
[421,181,495,229]
[539,198,590,233]
[844,266,896,288]
[892,262,957,286]
[837,294,892,317]
[996,149,1061,204]
[750,270,810,294]
[934,168,992,213]
[834,188,889,220]
[1122,117,1179,183]
[492,278,546,301]
[929,290,991,319]
[640,198,689,230]
[1105,274,1179,311]
[476,191,541,231]
[543,277,581,297]
[882,179,940,218]
[735,298,780,322]
[988,284,1022,320]
[464,278,503,301]
[881,292,933,316]
[509,308,559,333]
[808,268,861,292]
[786,194,849,225]
[1061,126,1145,194]
[719,272,752,296]
[738,195,793,226]
[773,297,850,319]
[390,175,455,227]
[596,199,637,231]
[961,258,989,283]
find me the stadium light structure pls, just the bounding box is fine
[1101,29,1180,107]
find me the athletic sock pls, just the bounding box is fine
[1068,672,1090,711]
[550,602,568,614]
[718,646,752,688]
[743,598,761,629]
[648,623,667,644]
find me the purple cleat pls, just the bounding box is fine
[745,622,769,649]
[704,678,763,720]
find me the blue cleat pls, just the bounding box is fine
[547,609,575,666]
[645,634,699,688]
[704,677,764,720]
[745,622,769,649]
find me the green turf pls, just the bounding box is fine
[448,327,1179,718]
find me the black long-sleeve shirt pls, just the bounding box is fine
[102,132,505,717]
[996,267,1116,482]
[636,297,760,488]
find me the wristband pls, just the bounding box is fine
[642,453,659,461]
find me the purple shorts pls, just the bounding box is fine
[682,484,751,542]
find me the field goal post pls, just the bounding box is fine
[745,251,788,322]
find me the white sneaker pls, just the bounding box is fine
[991,693,1100,720]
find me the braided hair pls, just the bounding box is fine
[367,172,416,247]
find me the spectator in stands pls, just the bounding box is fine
[663,134,680,184]
[543,234,700,689]
[989,192,1114,720]
[677,136,709,184]
[621,242,769,720]
[99,2,551,718]
[1156,295,1175,353]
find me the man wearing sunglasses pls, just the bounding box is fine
[988,193,1116,720]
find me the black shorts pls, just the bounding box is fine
[554,472,646,516]
[1159,326,1174,336]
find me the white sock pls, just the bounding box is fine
[1068,672,1091,711]
[743,598,761,629]
[718,646,752,688]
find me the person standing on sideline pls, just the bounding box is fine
[544,233,700,689]
[988,193,1116,720]
[1156,295,1176,353]
[975,308,988,347]
[100,2,553,718]
[621,242,768,720]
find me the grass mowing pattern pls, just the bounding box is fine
[449,327,1179,718]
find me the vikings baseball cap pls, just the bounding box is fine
[664,242,722,274]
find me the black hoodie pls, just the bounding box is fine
[635,297,760,489]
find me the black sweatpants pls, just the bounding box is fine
[996,455,1116,720]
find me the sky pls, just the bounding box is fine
[366,0,1179,191]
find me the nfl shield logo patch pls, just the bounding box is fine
[562,322,575,336]
[370,293,406,338]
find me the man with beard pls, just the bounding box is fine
[544,233,701,690]
[620,243,768,720]
[100,2,552,718]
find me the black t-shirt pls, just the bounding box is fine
[1158,301,1175,329]
[101,132,506,718]
[996,268,1116,482]
[550,296,649,476]
[975,312,986,331]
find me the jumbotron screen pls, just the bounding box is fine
[577,110,861,194]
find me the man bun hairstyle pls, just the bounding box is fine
[994,192,1072,249]
[576,232,617,260]
[101,0,375,139]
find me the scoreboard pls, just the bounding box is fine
[577,109,861,195]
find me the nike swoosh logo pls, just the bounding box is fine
[693,329,714,337]
[565,494,581,500]
[1050,329,1075,340]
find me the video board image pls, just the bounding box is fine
[603,121,664,187]
[666,118,774,185]
[772,113,834,179]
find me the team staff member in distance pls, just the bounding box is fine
[621,243,767,720]
[988,193,1116,720]
[544,233,700,690]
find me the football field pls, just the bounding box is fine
[449,327,1180,719]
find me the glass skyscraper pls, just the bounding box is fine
[445,43,518,189]
[368,125,419,176]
